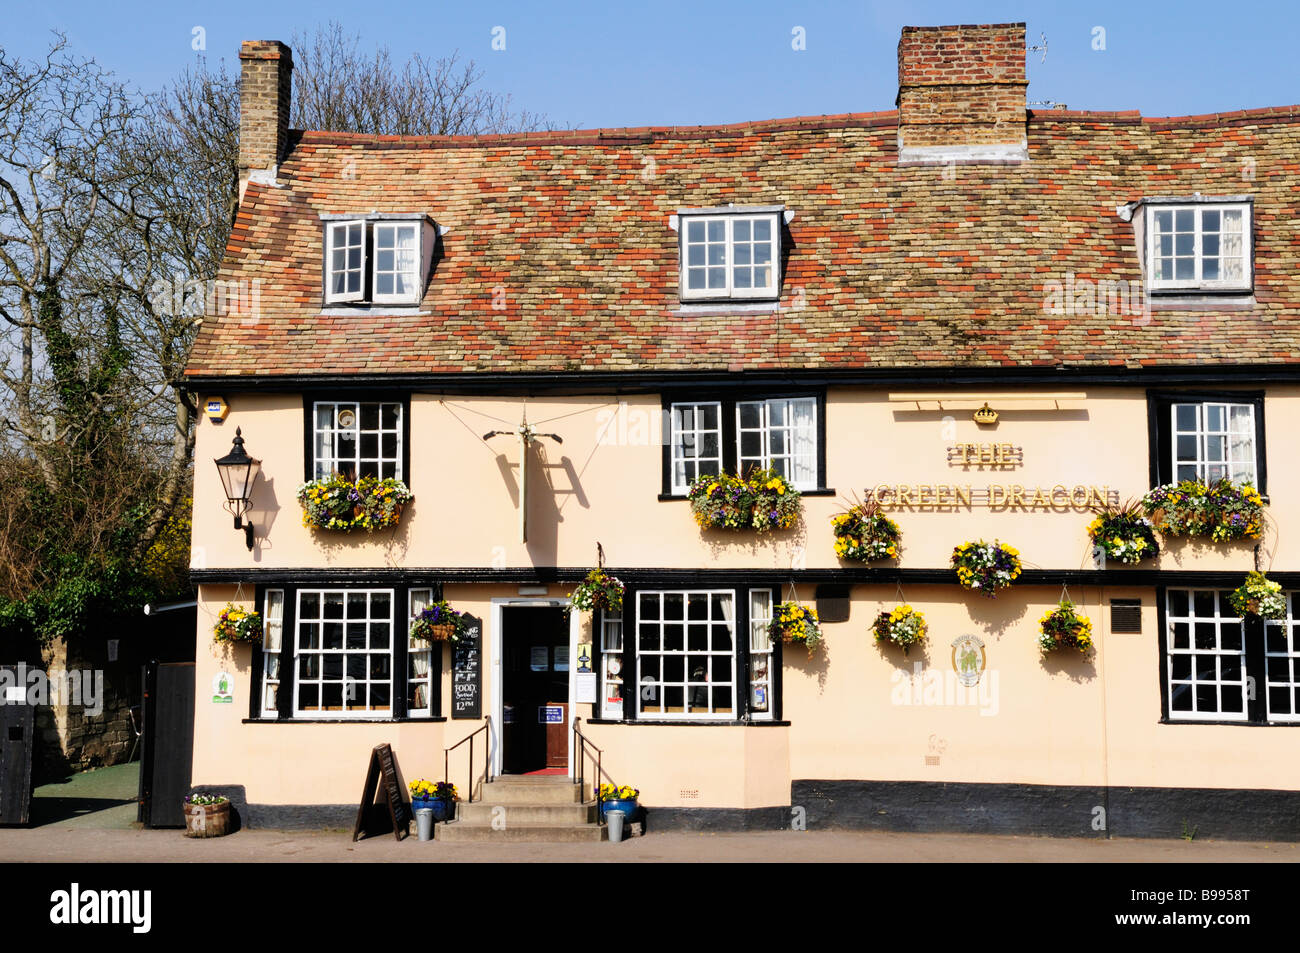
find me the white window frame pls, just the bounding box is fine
[322,216,429,306]
[407,588,435,718]
[679,212,780,301]
[312,400,403,481]
[293,588,396,719]
[669,401,723,495]
[1264,593,1300,724]
[324,220,366,303]
[598,610,624,721]
[260,589,285,718]
[747,589,774,721]
[1145,202,1252,292]
[634,589,737,721]
[1165,589,1248,722]
[737,397,818,491]
[1170,401,1257,486]
[370,221,422,305]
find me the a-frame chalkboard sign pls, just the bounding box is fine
[351,743,409,842]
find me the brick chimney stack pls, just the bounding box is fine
[238,40,293,201]
[896,23,1028,164]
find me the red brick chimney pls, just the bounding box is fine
[896,23,1028,164]
[238,40,293,201]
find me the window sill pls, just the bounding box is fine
[658,488,835,502]
[1145,292,1256,310]
[672,301,781,316]
[585,718,789,727]
[242,716,448,724]
[318,306,430,317]
[1159,717,1296,727]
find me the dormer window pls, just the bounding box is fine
[676,206,785,302]
[1143,199,1252,293]
[322,214,435,306]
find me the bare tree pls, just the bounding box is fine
[290,21,550,135]
[0,27,551,640]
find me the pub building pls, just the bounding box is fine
[184,24,1300,839]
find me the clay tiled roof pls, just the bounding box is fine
[186,107,1300,379]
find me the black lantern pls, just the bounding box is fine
[214,427,261,550]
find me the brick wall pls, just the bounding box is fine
[238,40,293,187]
[897,22,1027,152]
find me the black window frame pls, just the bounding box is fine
[1156,584,1299,727]
[1145,389,1266,494]
[249,580,445,723]
[599,582,783,725]
[301,391,413,484]
[658,390,830,499]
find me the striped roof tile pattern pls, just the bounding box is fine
[186,107,1300,378]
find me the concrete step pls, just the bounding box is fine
[435,821,607,843]
[455,801,598,826]
[474,777,586,805]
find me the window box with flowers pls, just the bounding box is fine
[296,474,413,533]
[1141,478,1264,543]
[687,468,801,533]
[951,540,1022,597]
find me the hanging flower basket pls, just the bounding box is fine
[1141,479,1264,543]
[951,540,1022,597]
[297,474,413,533]
[688,468,802,533]
[569,568,625,614]
[833,500,901,562]
[1038,600,1094,653]
[770,602,822,653]
[872,604,927,652]
[410,602,466,643]
[213,603,262,645]
[1227,571,1286,620]
[1087,503,1159,565]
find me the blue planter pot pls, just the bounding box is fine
[600,797,638,821]
[412,796,456,821]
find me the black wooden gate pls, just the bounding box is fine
[0,666,34,825]
[138,661,195,828]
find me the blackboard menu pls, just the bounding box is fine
[452,614,482,719]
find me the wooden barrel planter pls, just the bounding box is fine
[183,799,232,838]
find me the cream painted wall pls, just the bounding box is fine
[195,579,1300,812]
[191,387,1290,573]
[189,385,1300,812]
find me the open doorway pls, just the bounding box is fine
[501,606,570,774]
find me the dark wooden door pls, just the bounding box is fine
[0,667,34,825]
[502,607,569,773]
[139,661,195,828]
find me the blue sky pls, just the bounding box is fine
[7,1,1298,128]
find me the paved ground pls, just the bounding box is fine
[2,825,1297,862]
[28,762,140,830]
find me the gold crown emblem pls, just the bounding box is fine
[972,403,999,425]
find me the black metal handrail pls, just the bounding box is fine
[572,717,610,823]
[444,716,491,804]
